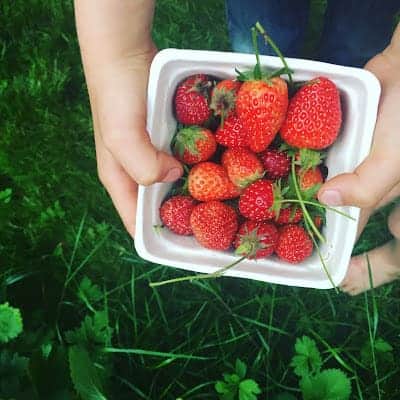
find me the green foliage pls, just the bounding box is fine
[78,276,103,311]
[300,369,351,400]
[65,310,112,350]
[1,0,400,398]
[215,359,261,400]
[0,350,29,398]
[0,302,23,343]
[290,336,322,377]
[0,188,12,204]
[291,336,351,400]
[360,337,394,367]
[69,345,107,400]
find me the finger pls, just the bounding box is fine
[318,150,400,208]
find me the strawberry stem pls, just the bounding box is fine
[291,157,325,243]
[304,218,339,293]
[149,255,247,288]
[255,21,293,86]
[277,199,355,220]
[251,27,262,80]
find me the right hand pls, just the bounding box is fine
[85,48,183,237]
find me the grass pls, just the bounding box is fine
[0,0,399,399]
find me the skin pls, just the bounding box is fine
[74,0,183,237]
[74,2,399,293]
[318,23,400,294]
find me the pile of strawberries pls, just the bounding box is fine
[159,41,342,265]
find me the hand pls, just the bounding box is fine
[74,1,183,237]
[87,49,183,237]
[318,30,400,214]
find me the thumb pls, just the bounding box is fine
[103,126,183,186]
[318,151,400,208]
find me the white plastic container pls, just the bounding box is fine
[135,49,380,289]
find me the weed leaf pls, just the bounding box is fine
[0,302,23,343]
[290,336,321,377]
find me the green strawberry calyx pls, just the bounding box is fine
[235,227,270,258]
[174,126,206,157]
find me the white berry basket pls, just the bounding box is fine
[135,48,380,289]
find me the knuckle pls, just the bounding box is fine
[135,169,159,186]
[357,192,380,208]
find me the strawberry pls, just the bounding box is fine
[259,149,290,180]
[215,115,248,148]
[314,215,323,229]
[275,206,303,225]
[188,161,241,202]
[275,224,313,263]
[236,78,288,152]
[298,167,323,193]
[173,126,217,165]
[221,148,264,189]
[174,74,213,125]
[159,195,196,235]
[190,201,238,250]
[238,179,275,221]
[210,79,241,122]
[280,76,342,149]
[234,220,278,259]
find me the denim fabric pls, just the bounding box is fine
[225,0,399,67]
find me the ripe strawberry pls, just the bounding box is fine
[173,126,217,165]
[215,115,248,148]
[259,149,290,179]
[188,162,241,202]
[159,195,196,235]
[275,224,313,263]
[174,74,213,125]
[190,201,238,250]
[275,206,303,225]
[236,78,288,152]
[298,167,323,192]
[314,215,323,229]
[280,76,342,149]
[221,148,264,189]
[210,79,241,122]
[238,179,275,221]
[234,220,278,259]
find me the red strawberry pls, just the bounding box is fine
[236,78,288,152]
[190,201,238,250]
[173,126,217,165]
[238,179,275,221]
[215,115,248,148]
[275,224,313,263]
[280,76,342,149]
[314,215,323,229]
[275,207,303,225]
[234,220,278,259]
[221,148,264,189]
[188,162,241,202]
[174,74,213,125]
[159,195,196,235]
[259,149,290,180]
[210,79,241,122]
[298,167,323,192]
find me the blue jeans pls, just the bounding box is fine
[226,0,399,67]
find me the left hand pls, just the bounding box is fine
[318,30,400,220]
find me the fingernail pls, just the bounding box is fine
[162,168,182,182]
[319,190,343,206]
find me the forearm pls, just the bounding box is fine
[74,0,156,72]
